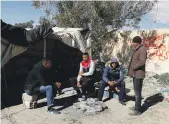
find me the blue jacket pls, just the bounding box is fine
[102,65,124,84]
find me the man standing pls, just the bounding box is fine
[24,59,61,114]
[128,36,147,116]
[69,52,95,101]
[98,58,126,105]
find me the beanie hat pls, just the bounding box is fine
[132,36,142,44]
[111,58,118,63]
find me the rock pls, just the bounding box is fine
[87,98,97,103]
[101,102,108,109]
[85,107,97,115]
[94,105,103,112]
[79,102,89,110]
[22,93,38,109]
[73,103,80,110]
[72,98,107,115]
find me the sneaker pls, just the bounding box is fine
[82,95,87,101]
[48,104,55,110]
[119,101,126,106]
[48,108,61,115]
[129,109,141,116]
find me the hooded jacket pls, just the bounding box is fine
[102,58,124,84]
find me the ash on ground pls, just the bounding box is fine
[72,98,108,115]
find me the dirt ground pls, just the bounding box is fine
[1,76,169,124]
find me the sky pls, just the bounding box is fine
[1,1,46,26]
[1,0,169,30]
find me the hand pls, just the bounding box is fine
[77,82,81,87]
[78,72,83,76]
[112,81,118,85]
[56,82,61,88]
[108,81,114,87]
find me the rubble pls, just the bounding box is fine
[144,72,169,102]
[73,98,108,115]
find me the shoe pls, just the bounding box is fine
[48,104,55,110]
[82,95,87,101]
[119,101,126,106]
[129,109,141,116]
[48,108,61,114]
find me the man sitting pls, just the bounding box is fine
[69,52,95,101]
[98,58,126,105]
[24,59,61,114]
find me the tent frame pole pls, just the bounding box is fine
[44,39,46,58]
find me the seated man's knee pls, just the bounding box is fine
[99,81,107,89]
[101,80,106,86]
[46,85,53,90]
[81,82,88,87]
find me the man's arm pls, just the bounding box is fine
[115,69,124,83]
[102,67,110,83]
[77,63,83,82]
[132,48,147,71]
[81,61,95,76]
[36,72,46,85]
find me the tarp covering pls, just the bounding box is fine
[1,19,54,67]
[1,19,53,46]
[1,21,86,107]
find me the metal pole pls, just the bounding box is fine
[44,39,46,58]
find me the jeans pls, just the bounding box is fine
[69,77,95,96]
[40,85,54,107]
[133,78,143,111]
[25,85,54,107]
[98,80,126,101]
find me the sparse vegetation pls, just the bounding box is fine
[153,73,169,85]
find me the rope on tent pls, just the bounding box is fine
[44,38,47,58]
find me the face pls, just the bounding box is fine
[132,42,140,48]
[44,61,52,69]
[83,55,89,62]
[111,63,117,68]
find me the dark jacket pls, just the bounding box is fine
[128,45,147,79]
[24,61,57,94]
[102,65,124,84]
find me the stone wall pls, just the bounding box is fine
[101,28,169,74]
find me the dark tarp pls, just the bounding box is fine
[1,20,83,108]
[1,19,53,46]
[1,38,83,108]
[1,19,54,67]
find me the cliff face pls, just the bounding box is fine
[101,28,169,74]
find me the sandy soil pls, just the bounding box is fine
[1,76,169,124]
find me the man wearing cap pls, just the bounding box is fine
[128,36,147,116]
[98,58,126,105]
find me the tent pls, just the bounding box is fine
[1,20,90,107]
